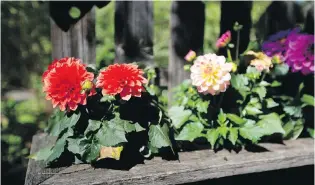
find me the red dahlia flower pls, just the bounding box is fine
[42,57,95,111]
[96,63,148,101]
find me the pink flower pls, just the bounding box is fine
[216,31,231,48]
[262,28,300,59]
[184,50,196,62]
[190,53,232,95]
[285,34,314,75]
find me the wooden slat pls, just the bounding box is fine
[219,1,252,59]
[24,134,65,185]
[36,138,314,185]
[168,1,205,100]
[114,1,154,65]
[50,8,96,65]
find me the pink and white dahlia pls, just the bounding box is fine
[190,53,232,95]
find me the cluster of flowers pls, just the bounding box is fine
[262,28,314,75]
[42,57,148,111]
[185,28,314,95]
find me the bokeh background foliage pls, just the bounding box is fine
[2,1,273,184]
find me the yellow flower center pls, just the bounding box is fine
[201,63,220,85]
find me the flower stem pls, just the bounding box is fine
[236,30,240,61]
[260,72,267,82]
[217,93,225,109]
[227,48,233,62]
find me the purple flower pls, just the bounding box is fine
[262,28,300,60]
[285,34,314,75]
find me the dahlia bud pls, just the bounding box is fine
[231,62,238,72]
[272,54,283,64]
[184,50,196,62]
[81,80,94,92]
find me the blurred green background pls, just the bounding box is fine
[1,1,273,184]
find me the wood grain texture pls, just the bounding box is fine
[24,134,65,185]
[51,8,96,65]
[114,1,153,65]
[32,138,314,185]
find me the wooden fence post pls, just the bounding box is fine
[50,8,96,64]
[168,1,205,100]
[114,1,154,65]
[219,1,252,59]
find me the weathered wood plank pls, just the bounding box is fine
[39,138,314,185]
[24,134,65,185]
[50,8,96,64]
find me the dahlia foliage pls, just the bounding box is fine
[170,24,314,150]
[35,58,174,166]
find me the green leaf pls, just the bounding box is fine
[135,123,145,132]
[169,106,192,129]
[259,81,270,86]
[228,128,238,145]
[123,121,137,133]
[246,66,261,80]
[217,126,228,139]
[123,121,145,133]
[67,138,85,155]
[217,109,227,125]
[307,128,314,138]
[46,110,65,136]
[257,113,285,135]
[206,129,219,147]
[301,94,315,106]
[283,106,303,118]
[149,124,173,151]
[28,146,53,161]
[245,105,263,116]
[283,119,304,140]
[253,86,267,100]
[196,100,210,113]
[96,119,127,146]
[100,95,115,102]
[249,97,259,105]
[273,64,289,76]
[84,120,102,135]
[231,74,249,91]
[148,142,159,154]
[46,135,67,165]
[239,125,265,143]
[69,6,81,19]
[59,112,81,136]
[298,82,304,94]
[226,113,246,125]
[81,139,101,163]
[175,122,204,142]
[265,98,279,108]
[271,80,282,87]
